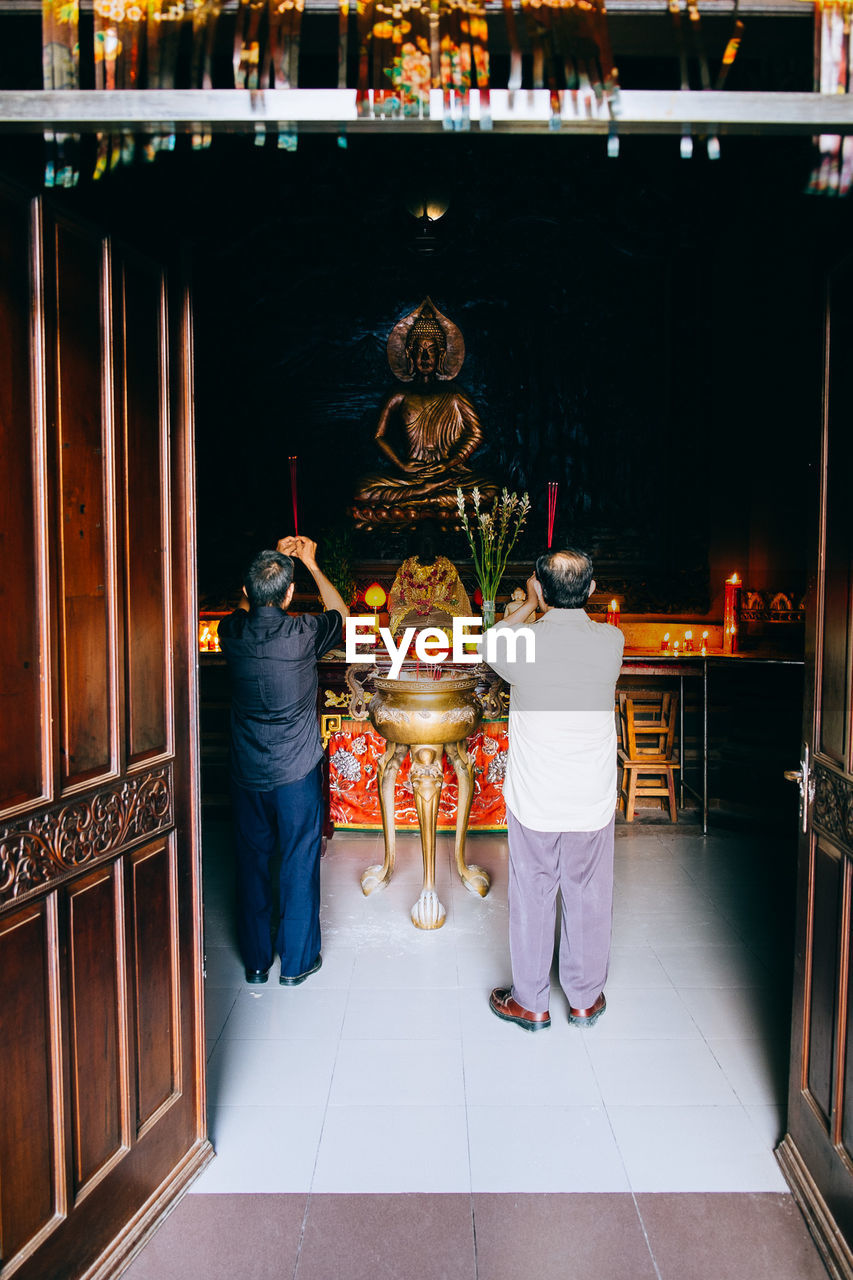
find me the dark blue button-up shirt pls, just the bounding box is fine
[218,606,344,791]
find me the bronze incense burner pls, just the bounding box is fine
[346,663,502,928]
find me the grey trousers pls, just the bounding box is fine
[507,808,615,1014]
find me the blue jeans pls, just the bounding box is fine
[230,763,323,976]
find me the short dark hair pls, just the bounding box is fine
[535,549,594,609]
[244,551,294,608]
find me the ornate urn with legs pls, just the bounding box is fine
[347,663,501,928]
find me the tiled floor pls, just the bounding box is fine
[196,820,794,1197]
[124,817,829,1279]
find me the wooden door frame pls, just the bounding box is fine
[777,256,853,1280]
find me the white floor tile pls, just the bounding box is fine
[329,1039,464,1107]
[456,944,512,988]
[607,1104,789,1192]
[341,987,462,1040]
[612,911,737,948]
[605,946,675,990]
[587,1038,738,1106]
[306,944,357,988]
[745,1102,788,1149]
[350,941,461,990]
[192,1104,324,1192]
[204,945,249,988]
[206,1037,338,1108]
[468,1105,629,1191]
[708,1037,789,1106]
[204,985,240,1040]
[587,987,701,1040]
[677,985,788,1042]
[463,1034,602,1107]
[221,986,349,1040]
[312,1105,470,1191]
[653,944,771,988]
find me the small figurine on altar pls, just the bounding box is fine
[502,587,538,622]
[387,523,472,637]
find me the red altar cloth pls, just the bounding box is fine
[327,719,509,830]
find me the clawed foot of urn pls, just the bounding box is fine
[361,865,391,896]
[411,889,447,929]
[461,865,491,898]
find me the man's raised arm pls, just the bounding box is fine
[278,536,350,620]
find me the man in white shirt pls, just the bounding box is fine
[486,549,624,1031]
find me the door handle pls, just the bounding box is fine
[784,745,813,834]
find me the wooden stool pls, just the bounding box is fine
[617,690,680,822]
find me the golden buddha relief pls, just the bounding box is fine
[352,298,497,529]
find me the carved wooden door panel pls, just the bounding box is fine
[778,256,853,1278]
[0,185,211,1280]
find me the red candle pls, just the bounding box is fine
[660,631,670,652]
[606,599,621,627]
[723,573,741,655]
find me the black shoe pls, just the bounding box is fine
[245,968,269,984]
[280,954,322,986]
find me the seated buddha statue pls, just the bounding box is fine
[352,298,497,529]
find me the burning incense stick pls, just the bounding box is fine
[546,482,559,549]
[288,455,299,535]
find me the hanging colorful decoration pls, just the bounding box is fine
[232,0,303,147]
[90,0,189,178]
[807,0,853,196]
[517,0,620,129]
[346,0,490,126]
[42,0,81,187]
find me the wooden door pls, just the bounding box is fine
[778,256,853,1278]
[0,183,211,1280]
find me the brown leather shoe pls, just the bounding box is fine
[489,987,551,1032]
[568,992,606,1027]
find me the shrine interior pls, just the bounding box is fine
[10,126,823,825]
[4,69,853,1280]
[0,125,829,825]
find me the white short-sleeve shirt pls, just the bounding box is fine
[486,609,625,833]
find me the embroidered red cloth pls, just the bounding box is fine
[328,719,508,830]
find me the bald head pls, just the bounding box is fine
[535,548,594,609]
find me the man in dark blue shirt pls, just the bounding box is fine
[218,536,349,985]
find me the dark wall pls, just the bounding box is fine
[0,129,834,613]
[185,133,824,612]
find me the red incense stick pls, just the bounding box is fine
[547,482,558,549]
[288,455,299,535]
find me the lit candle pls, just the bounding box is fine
[683,630,694,653]
[199,624,211,652]
[723,573,741,655]
[701,629,709,656]
[661,631,670,652]
[673,639,680,656]
[606,598,621,627]
[365,582,386,632]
